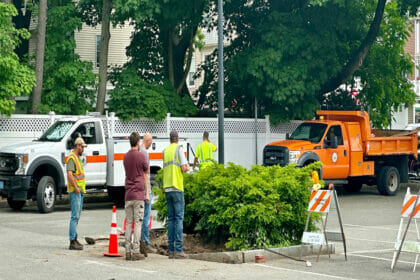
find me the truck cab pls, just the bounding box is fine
[263,110,418,195]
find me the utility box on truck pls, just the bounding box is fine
[263,110,418,195]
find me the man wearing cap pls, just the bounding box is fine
[192,131,217,169]
[67,137,87,250]
[162,130,190,259]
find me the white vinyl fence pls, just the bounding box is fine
[0,112,301,168]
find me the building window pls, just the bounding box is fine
[188,57,195,86]
[96,35,101,68]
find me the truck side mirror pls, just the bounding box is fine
[286,133,290,140]
[66,138,73,150]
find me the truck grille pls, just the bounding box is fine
[0,153,18,175]
[263,146,289,166]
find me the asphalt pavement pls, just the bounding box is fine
[1,183,420,280]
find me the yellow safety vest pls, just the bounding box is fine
[162,143,184,192]
[198,141,213,163]
[66,152,86,193]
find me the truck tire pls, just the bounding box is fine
[343,180,363,193]
[107,187,124,207]
[377,166,400,196]
[36,176,56,213]
[7,198,25,210]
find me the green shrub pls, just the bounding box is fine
[154,162,321,250]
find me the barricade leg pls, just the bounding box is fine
[317,213,329,262]
[300,212,311,259]
[414,219,420,272]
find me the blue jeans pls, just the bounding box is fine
[165,191,184,253]
[69,192,83,241]
[141,192,153,246]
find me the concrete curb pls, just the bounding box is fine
[189,244,335,264]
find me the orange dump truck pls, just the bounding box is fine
[263,110,418,195]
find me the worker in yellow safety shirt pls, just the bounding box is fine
[193,131,217,169]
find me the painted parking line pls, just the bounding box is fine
[345,248,394,254]
[343,223,417,233]
[346,237,395,244]
[85,259,157,274]
[346,253,417,265]
[253,263,360,280]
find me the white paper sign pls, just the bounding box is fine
[302,232,325,245]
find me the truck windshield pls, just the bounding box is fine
[38,121,75,142]
[289,123,327,143]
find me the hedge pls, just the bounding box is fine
[154,162,321,250]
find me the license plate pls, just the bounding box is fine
[0,181,3,190]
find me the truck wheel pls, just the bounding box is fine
[343,181,363,193]
[107,187,124,207]
[36,176,56,213]
[377,166,400,196]
[7,198,25,210]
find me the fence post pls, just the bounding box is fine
[265,115,270,146]
[166,113,171,136]
[110,112,115,138]
[49,111,55,126]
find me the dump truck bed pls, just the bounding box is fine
[317,110,418,159]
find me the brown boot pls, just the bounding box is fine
[168,252,175,259]
[75,235,83,247]
[125,253,131,261]
[131,253,145,261]
[174,252,188,259]
[69,240,83,250]
[140,241,148,257]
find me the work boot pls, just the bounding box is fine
[146,246,157,254]
[168,252,175,259]
[75,235,83,247]
[131,253,145,261]
[140,241,148,257]
[125,253,131,261]
[69,240,83,250]
[174,252,188,259]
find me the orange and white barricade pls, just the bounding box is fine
[300,184,347,262]
[391,188,420,272]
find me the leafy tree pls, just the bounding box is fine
[197,0,419,127]
[114,0,212,97]
[0,3,35,116]
[107,67,197,121]
[37,0,96,115]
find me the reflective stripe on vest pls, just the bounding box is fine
[67,152,86,193]
[162,144,183,191]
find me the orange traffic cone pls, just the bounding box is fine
[103,206,123,257]
[149,214,152,230]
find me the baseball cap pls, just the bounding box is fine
[75,137,87,147]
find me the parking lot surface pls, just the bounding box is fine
[1,184,420,280]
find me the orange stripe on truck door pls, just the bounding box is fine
[114,152,164,161]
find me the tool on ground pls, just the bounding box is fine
[103,205,123,257]
[391,187,420,272]
[85,237,109,245]
[264,247,312,267]
[300,183,347,262]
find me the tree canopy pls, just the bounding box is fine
[0,3,35,116]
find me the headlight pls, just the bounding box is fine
[15,154,28,175]
[288,150,301,164]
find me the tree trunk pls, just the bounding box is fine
[31,0,47,114]
[175,30,195,94]
[168,27,175,87]
[95,0,112,114]
[319,0,386,95]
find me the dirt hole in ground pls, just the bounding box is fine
[148,231,225,256]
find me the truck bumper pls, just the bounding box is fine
[0,175,31,201]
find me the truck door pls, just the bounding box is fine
[67,121,107,185]
[321,125,350,179]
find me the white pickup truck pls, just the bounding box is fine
[0,115,190,213]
